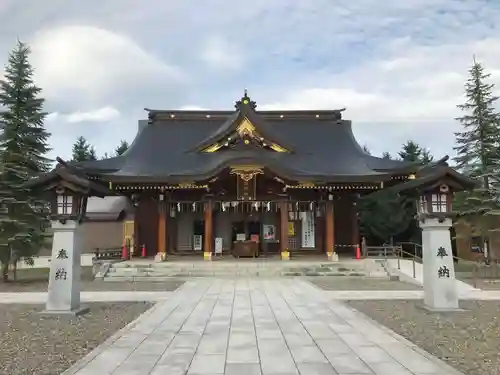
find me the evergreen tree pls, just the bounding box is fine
[88,146,97,161]
[453,59,500,198]
[115,140,129,156]
[0,41,51,281]
[398,140,433,164]
[362,144,371,154]
[359,190,414,243]
[421,149,434,164]
[71,136,96,162]
[381,152,392,159]
[398,140,422,162]
[453,58,500,258]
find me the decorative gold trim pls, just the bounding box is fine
[236,117,256,137]
[270,143,287,152]
[230,166,264,182]
[204,143,222,153]
[202,117,289,153]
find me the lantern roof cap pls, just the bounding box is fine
[25,157,111,197]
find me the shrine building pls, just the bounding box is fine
[36,92,474,261]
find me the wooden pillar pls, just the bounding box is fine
[325,200,338,261]
[156,200,167,262]
[204,200,213,261]
[280,200,290,260]
[352,200,359,255]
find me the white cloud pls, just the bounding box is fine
[29,25,185,105]
[179,105,209,111]
[65,106,120,123]
[2,0,500,161]
[259,37,500,158]
[200,36,244,71]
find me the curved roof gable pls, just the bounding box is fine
[191,92,293,153]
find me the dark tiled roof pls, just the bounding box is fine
[75,96,420,183]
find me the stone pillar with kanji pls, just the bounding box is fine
[417,183,459,310]
[46,218,88,315]
[26,160,111,316]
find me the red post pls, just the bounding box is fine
[355,246,361,260]
[121,242,128,260]
[141,244,146,258]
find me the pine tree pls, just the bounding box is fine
[453,58,500,258]
[381,152,392,159]
[398,140,422,162]
[71,136,96,162]
[398,140,433,164]
[0,41,51,281]
[115,140,129,156]
[88,146,97,161]
[421,149,434,164]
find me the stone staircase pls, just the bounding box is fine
[99,259,388,281]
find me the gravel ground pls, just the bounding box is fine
[459,278,500,290]
[0,279,185,292]
[0,267,185,292]
[348,300,500,375]
[308,276,422,290]
[0,302,153,375]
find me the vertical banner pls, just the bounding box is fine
[301,212,316,248]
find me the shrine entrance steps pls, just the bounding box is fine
[99,258,388,280]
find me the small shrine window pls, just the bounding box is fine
[57,195,73,215]
[431,194,448,213]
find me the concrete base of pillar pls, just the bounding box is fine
[327,252,339,262]
[203,252,212,261]
[418,303,466,313]
[281,251,290,260]
[39,306,90,318]
[154,253,166,262]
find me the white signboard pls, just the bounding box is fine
[215,237,223,254]
[301,212,316,248]
[193,235,202,251]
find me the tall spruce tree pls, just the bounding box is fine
[0,41,51,281]
[115,140,129,156]
[453,58,500,257]
[71,136,96,162]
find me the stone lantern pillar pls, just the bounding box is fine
[26,160,111,316]
[417,183,459,311]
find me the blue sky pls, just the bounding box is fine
[1,0,500,161]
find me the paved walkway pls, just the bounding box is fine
[2,285,500,305]
[62,279,463,375]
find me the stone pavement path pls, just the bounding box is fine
[63,279,463,375]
